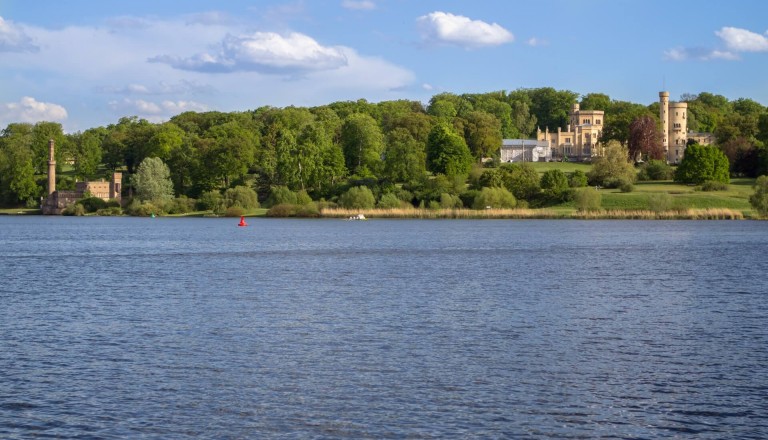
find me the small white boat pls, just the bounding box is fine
[348,213,367,220]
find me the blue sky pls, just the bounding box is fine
[2,0,768,132]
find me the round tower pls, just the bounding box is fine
[668,102,688,163]
[659,91,669,157]
[47,139,56,195]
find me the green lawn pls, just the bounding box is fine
[527,161,592,175]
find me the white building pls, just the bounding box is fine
[500,139,552,162]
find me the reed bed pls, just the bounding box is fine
[321,207,745,220]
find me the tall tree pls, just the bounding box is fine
[131,157,174,202]
[628,115,663,161]
[383,128,426,183]
[674,144,730,184]
[340,113,384,177]
[425,123,473,177]
[587,140,637,187]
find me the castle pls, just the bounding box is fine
[500,91,698,163]
[41,139,122,214]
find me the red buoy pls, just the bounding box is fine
[238,216,248,227]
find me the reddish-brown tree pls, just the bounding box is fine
[628,116,663,161]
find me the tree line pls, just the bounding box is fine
[1,88,768,211]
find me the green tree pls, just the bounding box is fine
[339,185,375,209]
[497,162,540,200]
[132,157,174,202]
[749,175,768,217]
[0,123,39,204]
[568,170,589,188]
[71,127,105,179]
[383,128,426,183]
[674,144,730,184]
[587,140,637,187]
[463,110,502,160]
[426,123,473,177]
[340,113,384,176]
[540,169,569,195]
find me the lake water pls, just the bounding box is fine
[1,216,767,439]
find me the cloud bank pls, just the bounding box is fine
[666,26,768,61]
[150,31,349,74]
[417,11,513,48]
[0,16,38,52]
[0,97,67,125]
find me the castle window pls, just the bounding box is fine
[596,119,601,125]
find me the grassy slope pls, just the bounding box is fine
[526,162,755,214]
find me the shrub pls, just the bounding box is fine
[224,186,259,210]
[638,160,673,181]
[296,190,313,206]
[77,197,108,213]
[339,186,375,209]
[459,189,480,209]
[223,206,245,217]
[675,143,730,184]
[125,199,161,217]
[472,187,517,209]
[166,196,196,214]
[267,186,298,207]
[96,207,123,216]
[266,203,320,218]
[699,180,728,192]
[62,203,86,216]
[617,178,634,193]
[574,188,602,212]
[377,193,402,209]
[541,169,569,194]
[749,175,768,217]
[440,193,463,209]
[196,190,223,211]
[568,170,589,188]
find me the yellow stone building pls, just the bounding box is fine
[537,104,604,161]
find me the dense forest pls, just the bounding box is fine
[2,87,768,212]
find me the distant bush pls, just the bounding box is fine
[472,187,516,209]
[568,170,589,188]
[96,207,123,216]
[617,178,634,193]
[267,186,298,207]
[699,180,728,192]
[459,189,480,209]
[77,197,108,213]
[224,186,259,210]
[125,199,161,217]
[196,190,223,211]
[440,193,463,209]
[377,193,402,209]
[266,203,321,218]
[62,203,86,216]
[166,196,196,214]
[637,160,674,181]
[339,186,375,209]
[574,188,602,212]
[223,206,245,217]
[749,175,768,217]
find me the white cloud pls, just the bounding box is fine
[0,16,38,52]
[422,83,434,91]
[0,97,67,124]
[664,46,739,61]
[150,31,349,74]
[527,37,547,47]
[417,11,513,48]
[342,0,376,10]
[109,98,209,122]
[716,27,768,52]
[99,80,215,96]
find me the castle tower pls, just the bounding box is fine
[47,139,56,195]
[668,102,688,163]
[659,91,669,158]
[110,172,122,200]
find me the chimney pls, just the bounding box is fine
[47,139,56,195]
